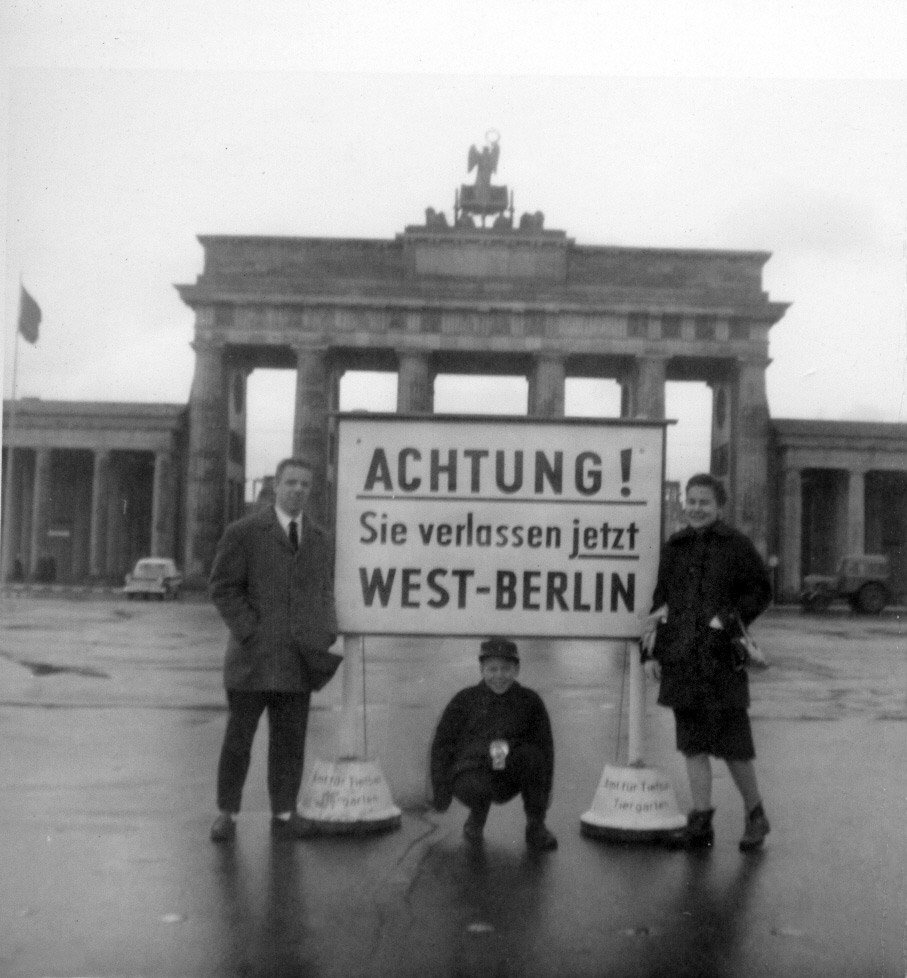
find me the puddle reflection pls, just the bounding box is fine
[645,851,766,978]
[210,842,321,978]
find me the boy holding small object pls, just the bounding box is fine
[430,638,558,851]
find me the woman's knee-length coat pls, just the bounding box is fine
[648,520,771,710]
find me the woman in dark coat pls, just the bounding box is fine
[641,473,772,851]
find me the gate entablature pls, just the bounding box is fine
[181,296,783,362]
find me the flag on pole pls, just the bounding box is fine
[18,285,41,344]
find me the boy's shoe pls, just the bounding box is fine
[525,821,558,851]
[739,803,770,851]
[270,812,318,840]
[666,808,715,850]
[210,813,236,842]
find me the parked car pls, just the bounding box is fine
[800,554,890,614]
[123,558,183,600]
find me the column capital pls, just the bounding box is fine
[191,335,226,353]
[396,348,432,365]
[736,354,772,370]
[293,341,330,356]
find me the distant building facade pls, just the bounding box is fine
[1,401,189,584]
[6,399,904,600]
[770,419,907,599]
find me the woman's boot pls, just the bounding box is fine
[739,802,770,851]
[666,808,715,850]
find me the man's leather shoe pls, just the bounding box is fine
[210,813,236,842]
[270,812,318,840]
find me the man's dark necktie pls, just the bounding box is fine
[289,519,299,552]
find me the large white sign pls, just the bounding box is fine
[334,416,666,639]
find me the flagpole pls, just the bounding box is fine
[1,318,21,581]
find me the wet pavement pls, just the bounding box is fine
[0,594,904,977]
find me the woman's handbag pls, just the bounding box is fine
[730,614,768,671]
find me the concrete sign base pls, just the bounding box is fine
[580,763,686,842]
[299,757,402,834]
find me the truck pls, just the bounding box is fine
[799,554,890,614]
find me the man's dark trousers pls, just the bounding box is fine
[451,743,549,820]
[216,691,311,814]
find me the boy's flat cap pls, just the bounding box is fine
[479,638,519,662]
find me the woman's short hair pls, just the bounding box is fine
[685,472,727,508]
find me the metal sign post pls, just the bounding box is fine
[298,632,402,834]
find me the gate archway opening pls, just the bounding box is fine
[245,369,295,502]
[564,378,621,419]
[339,371,397,413]
[434,374,527,416]
[665,381,712,490]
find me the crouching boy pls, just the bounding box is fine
[430,638,557,851]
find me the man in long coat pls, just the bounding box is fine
[208,457,339,842]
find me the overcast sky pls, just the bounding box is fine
[2,3,906,492]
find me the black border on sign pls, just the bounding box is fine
[331,413,674,639]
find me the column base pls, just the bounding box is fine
[580,763,686,843]
[298,757,402,835]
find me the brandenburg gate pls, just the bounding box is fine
[176,140,788,582]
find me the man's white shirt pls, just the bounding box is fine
[274,506,301,545]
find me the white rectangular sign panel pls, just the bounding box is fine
[334,416,666,639]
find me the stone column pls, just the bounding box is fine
[324,365,345,530]
[89,450,111,579]
[106,462,123,579]
[528,355,566,418]
[70,460,92,581]
[29,449,52,577]
[780,464,803,599]
[633,356,668,419]
[619,380,635,419]
[151,451,175,558]
[293,345,329,523]
[730,357,771,556]
[20,453,35,578]
[397,351,433,413]
[184,339,229,583]
[847,468,866,554]
[1,447,19,579]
